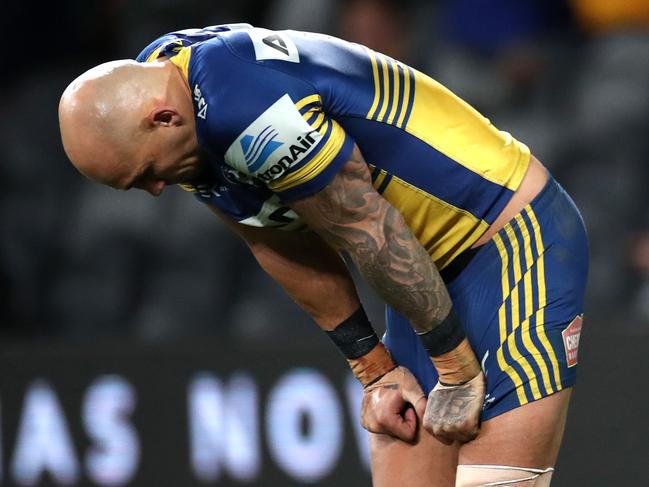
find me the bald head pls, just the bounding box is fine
[59,59,197,193]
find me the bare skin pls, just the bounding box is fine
[59,60,202,196]
[472,154,548,247]
[210,208,360,330]
[60,61,458,443]
[290,145,453,334]
[221,153,568,485]
[369,155,565,487]
[212,208,427,442]
[371,389,571,487]
[59,58,567,485]
[360,367,427,442]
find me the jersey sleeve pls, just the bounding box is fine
[193,32,355,202]
[222,92,355,202]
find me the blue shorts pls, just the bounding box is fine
[384,176,589,421]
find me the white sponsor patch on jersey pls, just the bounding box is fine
[239,194,304,230]
[225,94,322,182]
[245,28,300,63]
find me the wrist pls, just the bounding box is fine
[415,308,479,384]
[348,342,396,387]
[416,307,466,356]
[430,338,480,385]
[325,307,396,387]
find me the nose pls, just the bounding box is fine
[147,179,166,196]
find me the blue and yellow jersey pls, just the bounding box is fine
[137,26,531,269]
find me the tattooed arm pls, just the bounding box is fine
[209,205,427,442]
[289,145,452,334]
[289,145,485,443]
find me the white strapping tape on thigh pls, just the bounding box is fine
[456,464,554,486]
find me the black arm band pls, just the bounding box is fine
[417,308,466,357]
[326,307,379,360]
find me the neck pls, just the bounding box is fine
[164,59,192,105]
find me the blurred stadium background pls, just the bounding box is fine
[1,0,648,486]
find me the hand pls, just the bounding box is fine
[423,371,485,445]
[360,366,427,443]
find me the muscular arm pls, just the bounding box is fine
[211,205,427,442]
[209,207,360,330]
[288,145,452,334]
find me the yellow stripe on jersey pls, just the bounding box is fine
[297,94,326,130]
[526,206,563,390]
[493,233,528,405]
[376,56,391,122]
[378,175,489,268]
[169,47,192,81]
[295,94,322,111]
[304,111,325,130]
[268,119,346,192]
[386,60,401,124]
[366,52,412,127]
[405,69,530,190]
[146,45,165,62]
[366,50,381,120]
[372,169,388,190]
[396,66,411,128]
[145,39,185,62]
[179,183,197,193]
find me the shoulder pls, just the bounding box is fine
[135,23,253,62]
[187,31,326,165]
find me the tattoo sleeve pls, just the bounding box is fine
[288,146,451,333]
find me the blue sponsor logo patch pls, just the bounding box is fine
[240,125,283,172]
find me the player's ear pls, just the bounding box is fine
[146,106,182,127]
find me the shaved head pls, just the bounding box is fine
[59,59,199,195]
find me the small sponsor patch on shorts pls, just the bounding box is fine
[562,315,583,368]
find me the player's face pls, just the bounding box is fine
[116,119,202,196]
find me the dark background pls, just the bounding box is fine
[1,333,648,486]
[1,0,648,485]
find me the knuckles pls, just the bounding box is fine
[423,406,481,443]
[420,377,485,444]
[360,386,416,437]
[375,408,390,425]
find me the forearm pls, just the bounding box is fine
[211,210,396,385]
[335,199,451,334]
[253,238,396,384]
[245,230,360,330]
[211,206,360,330]
[290,148,451,334]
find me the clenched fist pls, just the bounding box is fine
[360,366,427,443]
[423,371,485,444]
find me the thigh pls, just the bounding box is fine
[448,178,588,424]
[370,427,459,487]
[370,389,570,487]
[450,179,585,476]
[459,387,571,468]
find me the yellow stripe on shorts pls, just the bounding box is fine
[502,225,541,401]
[492,233,528,405]
[526,206,563,391]
[515,214,554,396]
